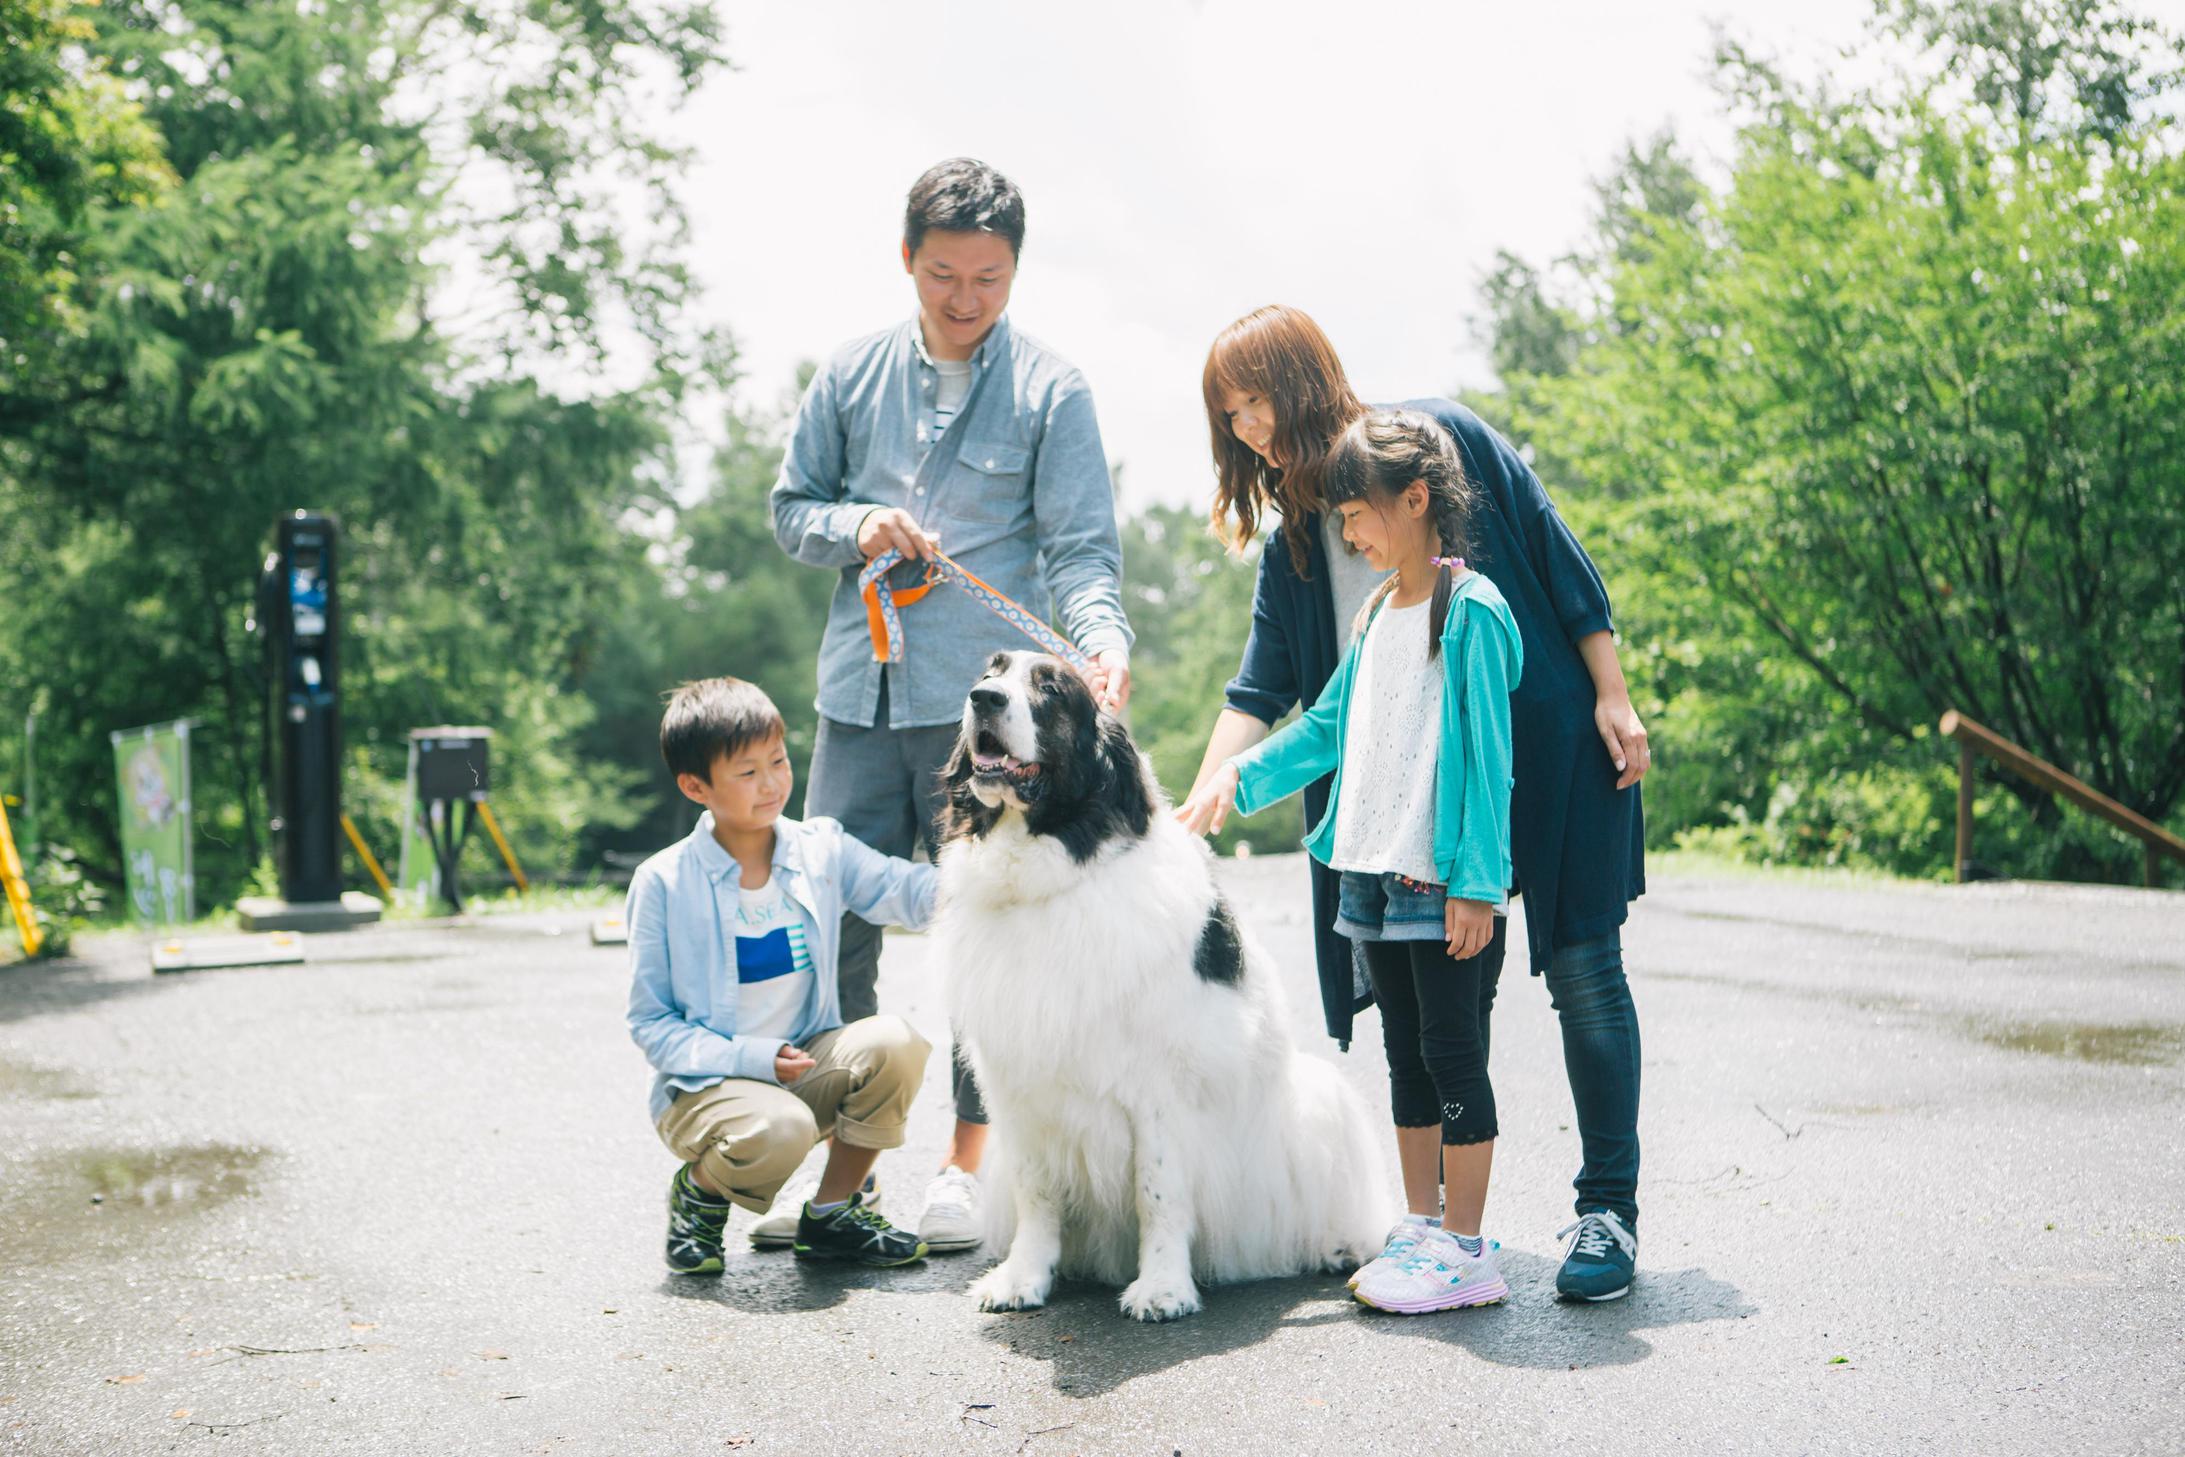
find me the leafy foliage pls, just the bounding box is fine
[0,0,729,909]
[1484,0,2185,881]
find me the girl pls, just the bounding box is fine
[1178,410,1522,1314]
[1184,305,1647,1303]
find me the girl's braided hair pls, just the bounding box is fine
[1325,408,1478,658]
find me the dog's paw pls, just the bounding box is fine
[971,1262,1052,1312]
[1118,1273,1202,1323]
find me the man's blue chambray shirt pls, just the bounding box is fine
[624,813,938,1124]
[769,315,1133,729]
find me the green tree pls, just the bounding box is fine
[1118,503,1302,856]
[0,0,172,383]
[0,1,729,908]
[1509,0,2185,880]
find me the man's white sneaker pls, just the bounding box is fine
[1353,1229,1510,1314]
[749,1169,880,1249]
[916,1165,983,1253]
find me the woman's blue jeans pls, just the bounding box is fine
[1544,931,1642,1230]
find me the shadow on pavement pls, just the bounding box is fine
[971,1271,1363,1397]
[654,1248,986,1315]
[0,956,177,1027]
[1357,1252,1757,1368]
[966,1254,1755,1394]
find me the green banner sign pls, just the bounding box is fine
[111,720,193,928]
[395,738,441,910]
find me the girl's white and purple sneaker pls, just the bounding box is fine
[1348,1213,1439,1290]
[1352,1228,1510,1314]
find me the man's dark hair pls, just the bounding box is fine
[659,677,785,783]
[904,158,1026,259]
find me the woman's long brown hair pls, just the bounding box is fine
[1201,305,1369,574]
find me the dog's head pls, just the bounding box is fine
[941,650,1154,861]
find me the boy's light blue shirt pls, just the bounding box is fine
[769,314,1133,730]
[1230,574,1525,905]
[625,812,938,1123]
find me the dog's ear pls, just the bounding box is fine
[938,732,1001,843]
[1096,714,1153,841]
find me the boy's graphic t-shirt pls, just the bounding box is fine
[729,877,815,1048]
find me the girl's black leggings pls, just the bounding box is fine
[1362,919,1504,1146]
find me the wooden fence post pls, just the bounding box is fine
[1956,742,1975,884]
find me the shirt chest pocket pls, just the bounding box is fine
[949,441,1032,525]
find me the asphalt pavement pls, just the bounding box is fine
[2,856,2180,1456]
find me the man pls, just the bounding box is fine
[766,157,1133,1251]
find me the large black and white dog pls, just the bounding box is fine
[935,651,1386,1322]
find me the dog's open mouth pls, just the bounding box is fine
[971,729,1043,786]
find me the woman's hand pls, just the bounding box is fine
[1445,898,1494,961]
[1593,691,1652,790]
[774,1044,816,1084]
[1575,631,1651,789]
[1175,762,1240,836]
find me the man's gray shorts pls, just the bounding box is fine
[804,687,986,1125]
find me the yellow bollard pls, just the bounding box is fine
[0,796,42,957]
[340,813,395,900]
[475,801,529,894]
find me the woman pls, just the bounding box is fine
[1182,305,1650,1302]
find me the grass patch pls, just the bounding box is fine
[1647,846,1929,887]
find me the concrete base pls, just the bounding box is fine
[236,892,383,933]
[152,931,307,973]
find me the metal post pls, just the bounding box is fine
[22,708,35,855]
[1955,742,1975,883]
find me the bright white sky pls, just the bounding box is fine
[669,0,2176,512]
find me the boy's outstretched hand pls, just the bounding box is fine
[1175,762,1240,836]
[775,1044,816,1084]
[1445,898,1494,961]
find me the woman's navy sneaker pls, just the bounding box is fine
[1554,1210,1636,1301]
[665,1164,731,1275]
[793,1191,928,1266]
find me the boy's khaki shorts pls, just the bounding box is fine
[653,1015,930,1213]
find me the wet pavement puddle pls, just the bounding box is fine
[0,1054,96,1100]
[1972,1020,2184,1066]
[0,1144,270,1265]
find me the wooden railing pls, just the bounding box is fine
[1940,710,2185,889]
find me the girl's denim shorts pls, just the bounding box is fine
[1335,869,1448,943]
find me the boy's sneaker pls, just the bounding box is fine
[916,1165,983,1253]
[1554,1210,1637,1302]
[750,1169,880,1249]
[664,1165,732,1276]
[1353,1229,1510,1315]
[1348,1214,1438,1290]
[793,1191,928,1266]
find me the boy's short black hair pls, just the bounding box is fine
[660,677,785,783]
[904,157,1026,260]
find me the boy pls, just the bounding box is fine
[768,157,1134,1250]
[627,677,936,1272]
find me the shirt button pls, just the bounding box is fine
[914,486,926,496]
[985,458,996,468]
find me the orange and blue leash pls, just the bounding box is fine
[858,547,1094,673]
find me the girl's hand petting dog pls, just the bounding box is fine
[1174,762,1240,836]
[774,1044,816,1084]
[1445,898,1494,961]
